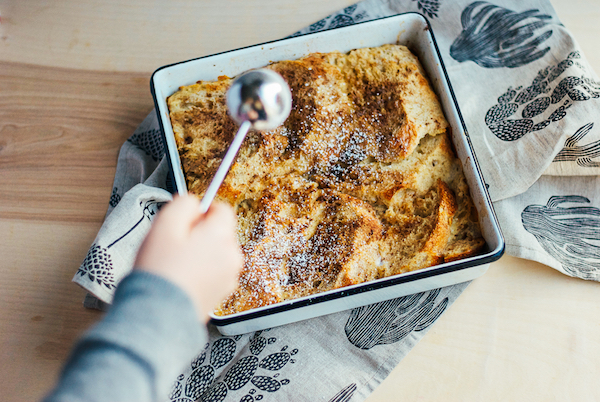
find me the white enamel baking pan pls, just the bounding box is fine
[151,13,505,336]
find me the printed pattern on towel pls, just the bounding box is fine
[77,245,116,290]
[290,5,369,36]
[450,1,554,68]
[109,187,121,208]
[328,383,357,402]
[128,128,165,162]
[345,289,448,349]
[485,51,600,141]
[553,122,600,167]
[522,195,600,280]
[76,199,164,290]
[289,1,444,40]
[408,0,441,19]
[169,331,297,402]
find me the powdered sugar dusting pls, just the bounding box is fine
[167,46,482,316]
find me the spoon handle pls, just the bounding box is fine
[198,120,252,214]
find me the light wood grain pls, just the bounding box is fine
[552,0,600,74]
[0,61,153,400]
[0,1,599,401]
[1,220,103,401]
[368,256,600,401]
[0,62,153,222]
[0,0,356,73]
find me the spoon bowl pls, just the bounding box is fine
[198,69,292,213]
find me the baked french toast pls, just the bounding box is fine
[167,44,485,316]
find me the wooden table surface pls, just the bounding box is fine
[1,1,599,401]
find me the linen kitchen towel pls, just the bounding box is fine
[73,1,600,401]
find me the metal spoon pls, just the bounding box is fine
[198,69,292,214]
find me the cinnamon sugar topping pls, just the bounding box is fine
[167,44,485,315]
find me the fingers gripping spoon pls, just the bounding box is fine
[197,69,292,214]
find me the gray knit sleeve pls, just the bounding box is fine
[44,271,208,402]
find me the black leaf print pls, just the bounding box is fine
[328,383,357,402]
[304,18,327,33]
[328,14,355,29]
[450,2,553,68]
[289,6,369,37]
[522,195,600,280]
[484,52,600,141]
[77,245,116,290]
[223,356,258,390]
[251,376,281,392]
[210,338,237,369]
[191,345,208,369]
[258,352,290,371]
[170,333,296,402]
[249,334,267,355]
[128,128,165,162]
[185,366,214,400]
[109,187,121,208]
[412,0,441,19]
[202,382,227,402]
[553,122,600,167]
[345,289,448,349]
[169,375,184,400]
[343,5,357,15]
[77,200,163,290]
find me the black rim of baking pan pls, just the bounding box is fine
[150,12,506,327]
[210,249,503,326]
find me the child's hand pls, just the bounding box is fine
[134,195,243,322]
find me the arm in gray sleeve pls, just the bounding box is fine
[44,270,208,402]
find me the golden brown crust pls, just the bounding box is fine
[167,45,484,316]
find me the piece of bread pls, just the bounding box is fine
[167,44,485,316]
[218,175,385,315]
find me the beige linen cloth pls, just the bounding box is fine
[73,1,600,401]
